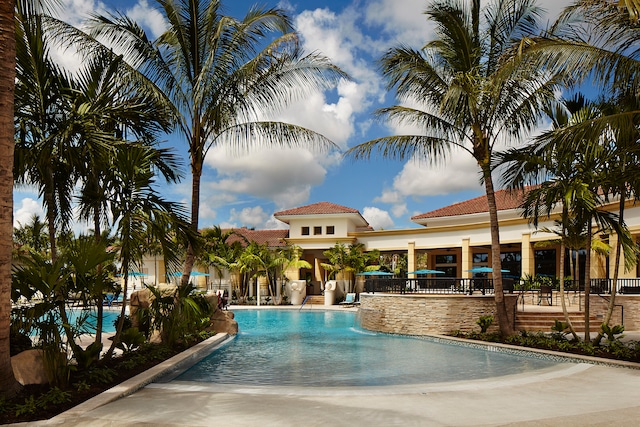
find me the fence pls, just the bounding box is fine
[363,277,640,295]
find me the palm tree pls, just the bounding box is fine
[13,214,50,257]
[199,226,237,290]
[14,0,78,262]
[345,0,558,336]
[0,0,21,400]
[501,98,635,341]
[103,145,193,358]
[72,52,177,241]
[87,0,346,289]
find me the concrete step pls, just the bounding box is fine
[515,311,601,332]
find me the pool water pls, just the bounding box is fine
[68,308,119,334]
[174,310,562,387]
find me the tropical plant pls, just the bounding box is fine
[103,145,194,358]
[13,214,50,257]
[345,0,558,336]
[85,0,346,289]
[501,96,636,341]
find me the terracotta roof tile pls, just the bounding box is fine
[274,201,359,216]
[225,228,289,247]
[412,188,527,220]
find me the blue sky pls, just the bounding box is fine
[13,0,575,232]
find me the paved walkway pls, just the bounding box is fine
[19,304,640,427]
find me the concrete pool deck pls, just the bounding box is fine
[21,306,640,427]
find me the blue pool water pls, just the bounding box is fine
[174,310,562,387]
[68,308,119,333]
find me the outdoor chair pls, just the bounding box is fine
[340,293,357,307]
[537,285,553,306]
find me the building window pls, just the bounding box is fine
[473,253,488,264]
[314,226,322,235]
[301,226,309,236]
[435,254,456,264]
[501,251,522,277]
[435,254,457,277]
[326,226,335,235]
[535,249,556,277]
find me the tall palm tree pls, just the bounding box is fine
[86,0,346,288]
[346,0,557,336]
[501,98,635,341]
[0,0,21,400]
[14,0,78,262]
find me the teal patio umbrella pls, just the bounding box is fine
[407,269,445,275]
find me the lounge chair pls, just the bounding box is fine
[339,293,358,307]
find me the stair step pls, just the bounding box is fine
[515,311,602,332]
[304,295,324,305]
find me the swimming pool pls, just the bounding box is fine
[173,310,564,387]
[68,308,119,334]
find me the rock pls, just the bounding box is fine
[11,349,48,385]
[208,309,238,335]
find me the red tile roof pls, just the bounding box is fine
[274,202,360,216]
[225,228,289,247]
[411,188,527,220]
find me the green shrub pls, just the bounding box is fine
[476,315,493,333]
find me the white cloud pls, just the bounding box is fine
[362,206,394,230]
[364,0,433,48]
[228,206,270,229]
[13,198,45,228]
[125,0,167,39]
[203,146,329,210]
[394,153,481,197]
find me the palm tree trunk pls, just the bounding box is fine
[594,194,625,345]
[0,0,22,398]
[584,222,593,343]
[44,172,58,263]
[181,152,201,288]
[483,167,513,336]
[559,242,579,340]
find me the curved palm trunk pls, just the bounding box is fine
[559,240,579,340]
[483,167,513,336]
[584,223,593,343]
[594,194,625,345]
[0,0,21,398]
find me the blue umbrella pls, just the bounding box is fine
[356,271,394,276]
[169,271,210,277]
[407,269,445,275]
[466,267,509,273]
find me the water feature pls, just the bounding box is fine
[173,309,564,387]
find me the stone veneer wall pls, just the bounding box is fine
[588,295,640,330]
[359,293,518,335]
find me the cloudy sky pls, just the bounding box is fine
[14,0,576,232]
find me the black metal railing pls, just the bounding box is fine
[362,277,640,296]
[363,277,515,295]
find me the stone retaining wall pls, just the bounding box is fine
[588,295,640,330]
[359,293,518,335]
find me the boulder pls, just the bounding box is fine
[208,309,238,335]
[11,349,48,385]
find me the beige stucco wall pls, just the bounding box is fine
[358,294,517,335]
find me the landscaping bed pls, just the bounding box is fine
[0,342,192,425]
